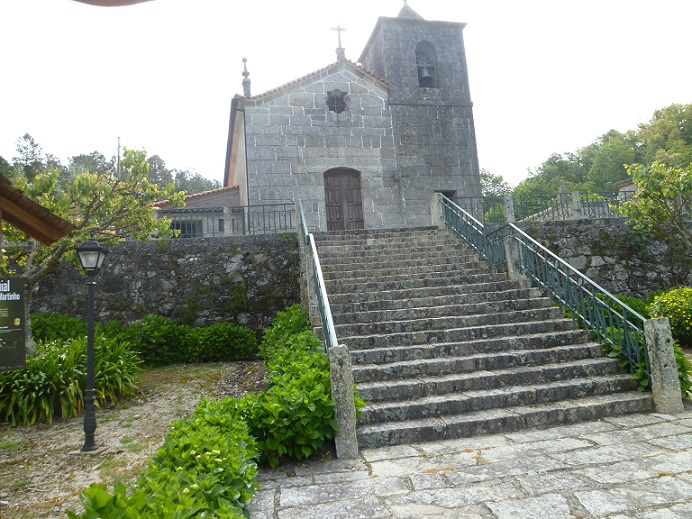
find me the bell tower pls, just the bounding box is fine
[358,2,481,225]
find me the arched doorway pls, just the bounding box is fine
[324,169,364,231]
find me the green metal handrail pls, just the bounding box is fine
[437,193,651,385]
[298,200,338,351]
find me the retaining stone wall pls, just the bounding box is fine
[519,218,692,298]
[30,234,300,333]
[28,219,690,330]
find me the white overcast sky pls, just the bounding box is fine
[1,0,691,187]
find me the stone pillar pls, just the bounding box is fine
[328,344,359,459]
[571,191,583,220]
[644,318,684,415]
[503,194,515,223]
[430,193,444,229]
[504,235,528,286]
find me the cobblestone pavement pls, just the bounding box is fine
[249,407,692,518]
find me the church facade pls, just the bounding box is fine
[224,3,481,231]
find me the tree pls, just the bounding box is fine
[618,161,692,250]
[637,103,692,168]
[479,169,511,198]
[68,152,115,176]
[1,148,185,311]
[174,169,221,195]
[146,155,174,191]
[13,133,45,181]
[586,130,639,191]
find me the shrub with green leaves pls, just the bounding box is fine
[235,304,362,467]
[647,287,692,346]
[188,322,256,363]
[68,398,257,519]
[31,312,87,342]
[0,337,141,425]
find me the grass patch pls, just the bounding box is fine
[0,440,20,451]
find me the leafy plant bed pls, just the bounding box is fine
[0,361,266,518]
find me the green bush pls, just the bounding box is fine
[31,312,87,342]
[236,304,363,467]
[0,337,141,425]
[613,294,650,318]
[102,316,257,367]
[68,398,257,518]
[112,315,192,367]
[647,287,692,346]
[69,304,365,516]
[188,323,256,363]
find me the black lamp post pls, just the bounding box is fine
[75,239,108,452]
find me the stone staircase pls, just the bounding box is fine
[311,226,654,449]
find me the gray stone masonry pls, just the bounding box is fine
[30,235,300,332]
[328,344,359,459]
[646,318,685,415]
[308,227,653,450]
[248,408,692,518]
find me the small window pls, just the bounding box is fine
[327,89,347,114]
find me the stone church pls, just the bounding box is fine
[223,2,481,231]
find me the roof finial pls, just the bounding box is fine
[331,25,347,61]
[241,57,251,97]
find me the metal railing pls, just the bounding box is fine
[456,190,638,224]
[438,193,651,386]
[157,203,295,238]
[298,200,338,351]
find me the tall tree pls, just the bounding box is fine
[1,148,185,300]
[174,169,221,195]
[13,133,45,181]
[479,169,511,197]
[146,155,174,191]
[637,103,692,168]
[586,130,639,191]
[618,161,692,250]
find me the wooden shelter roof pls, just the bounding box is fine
[0,175,75,246]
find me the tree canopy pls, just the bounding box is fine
[1,134,220,196]
[511,103,692,197]
[0,148,185,295]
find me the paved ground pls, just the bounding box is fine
[248,407,692,518]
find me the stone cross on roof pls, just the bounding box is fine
[331,25,347,61]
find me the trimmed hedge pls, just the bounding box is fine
[31,312,257,367]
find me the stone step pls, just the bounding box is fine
[317,249,471,266]
[321,261,486,281]
[356,392,654,449]
[334,307,564,338]
[332,296,552,325]
[313,226,453,243]
[341,319,576,350]
[349,330,595,365]
[327,279,525,304]
[354,353,617,389]
[320,254,479,274]
[358,371,636,425]
[325,272,509,295]
[330,287,543,315]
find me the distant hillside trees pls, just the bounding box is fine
[512,103,692,197]
[1,134,221,196]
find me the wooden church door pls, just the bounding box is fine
[324,169,364,231]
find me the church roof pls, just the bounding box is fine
[238,59,387,102]
[398,1,424,20]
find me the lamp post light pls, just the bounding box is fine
[75,239,108,452]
